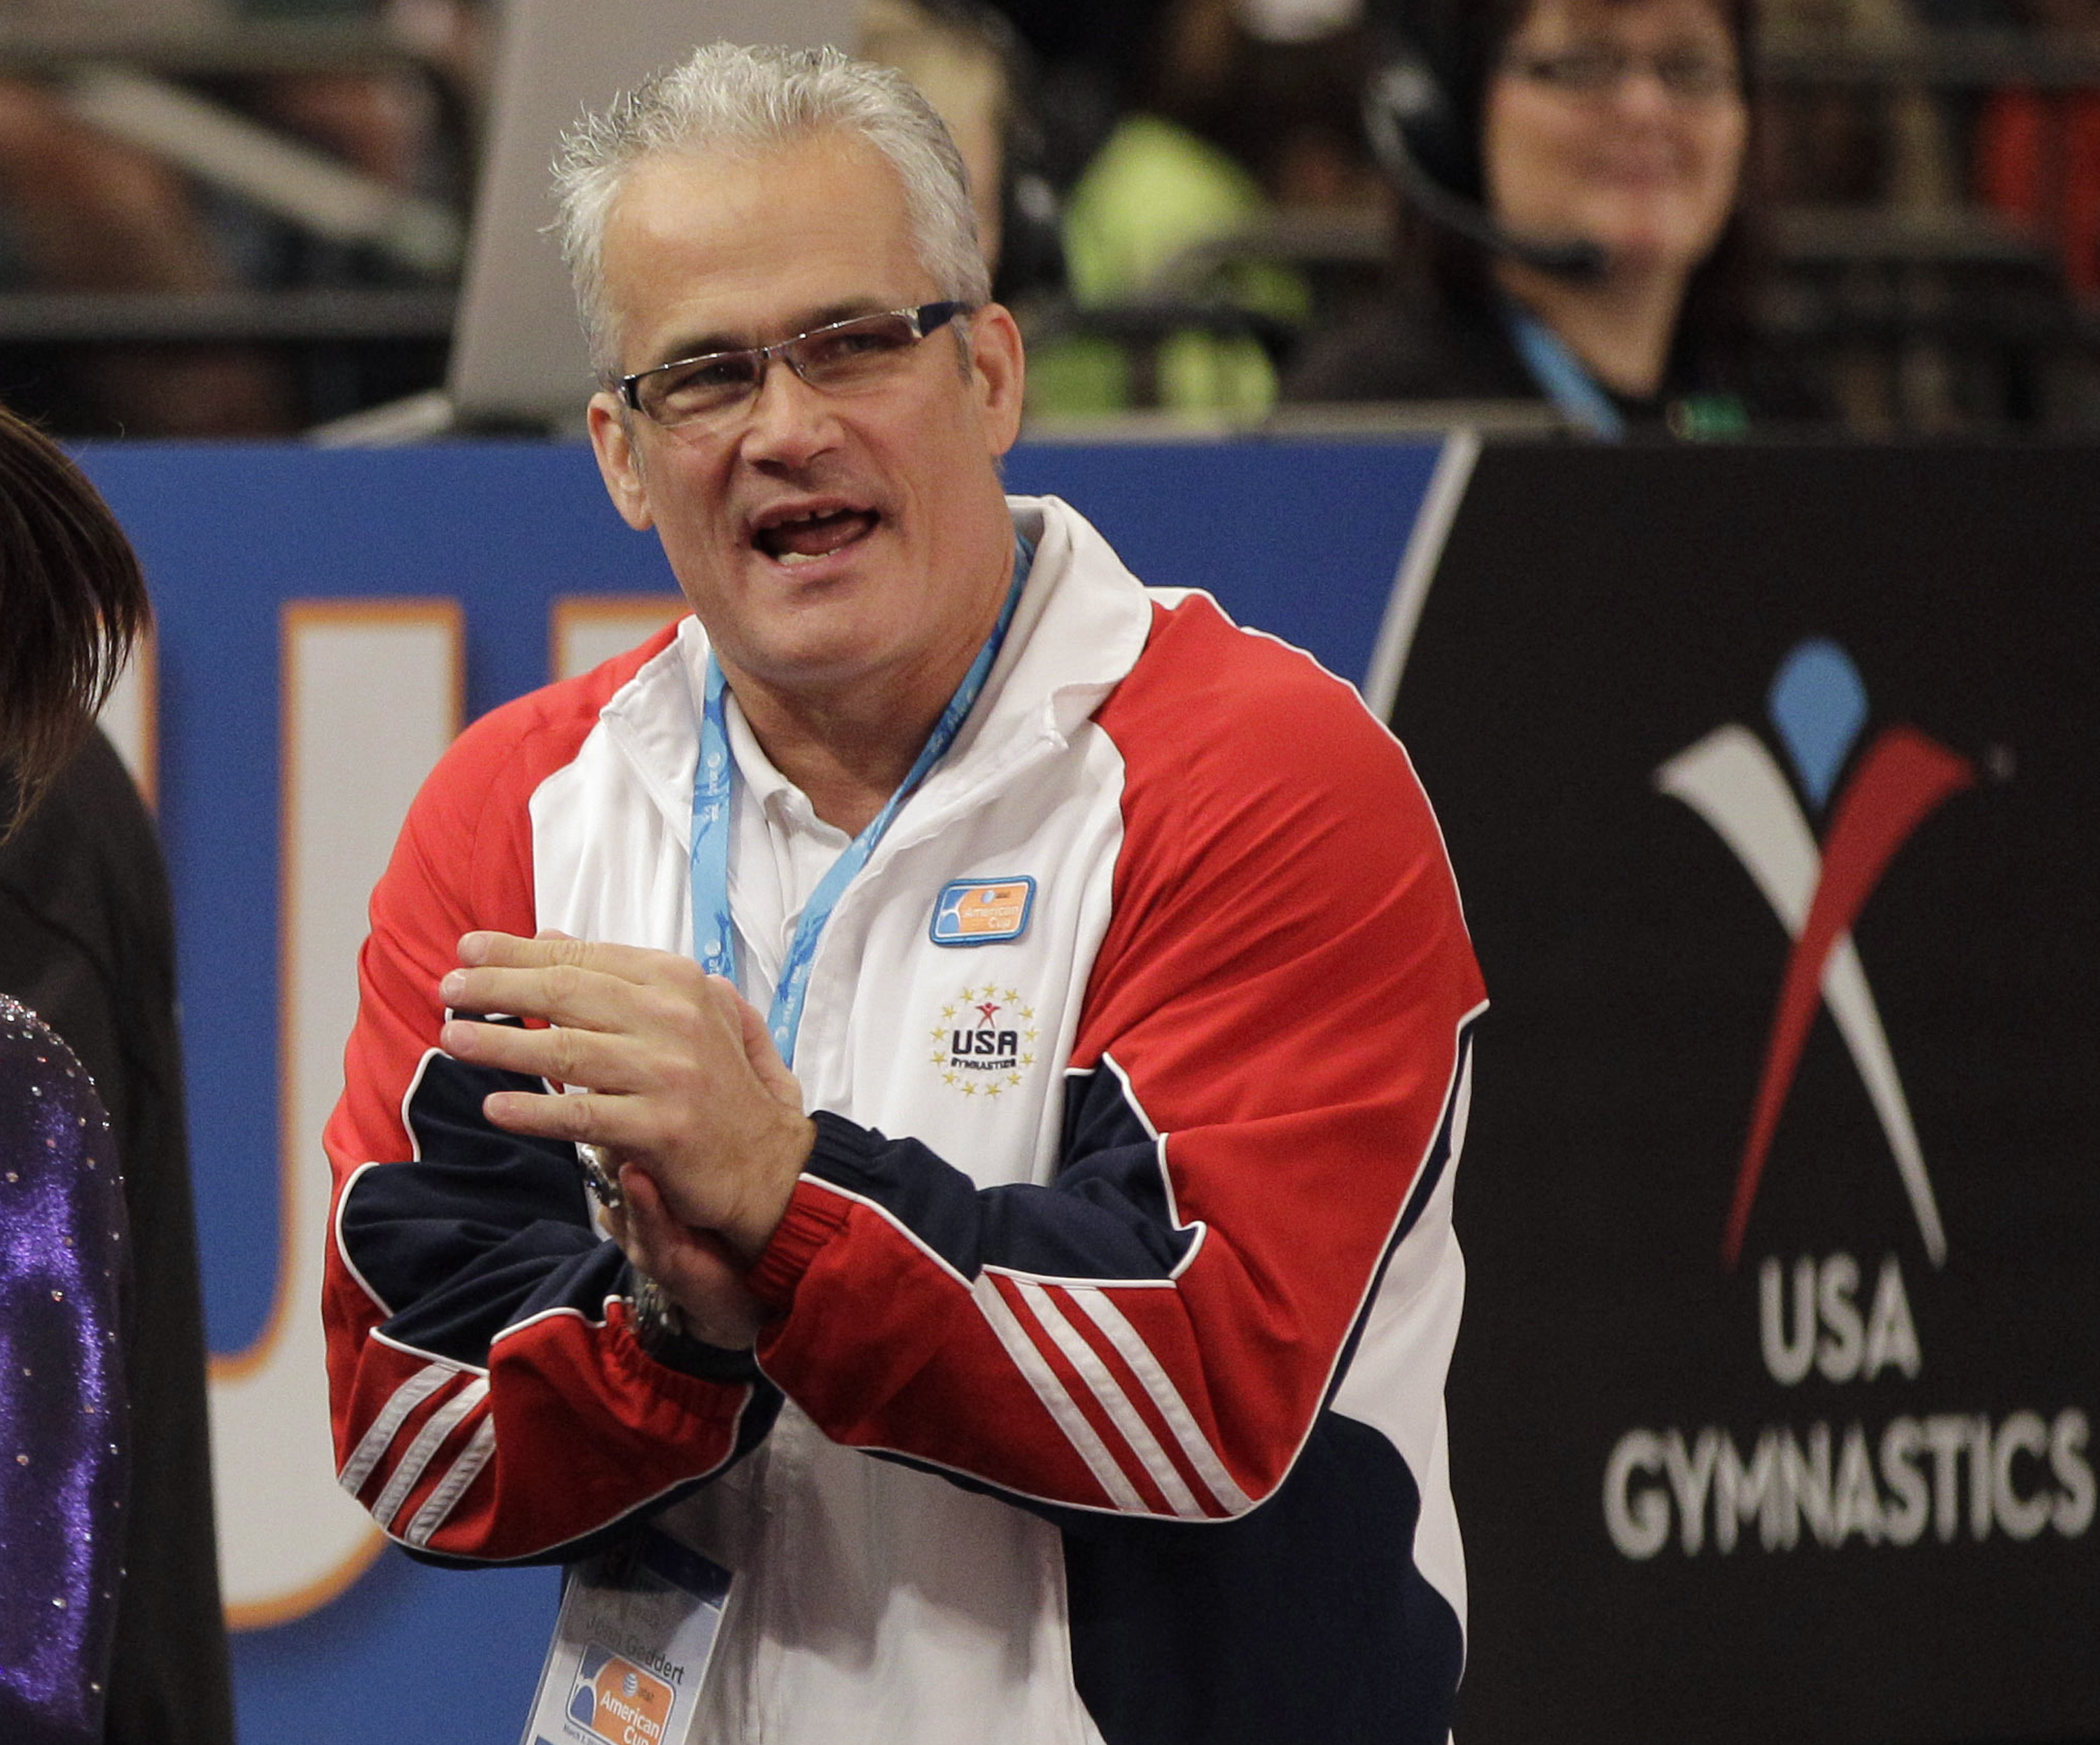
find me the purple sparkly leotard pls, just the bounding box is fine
[0,993,128,1745]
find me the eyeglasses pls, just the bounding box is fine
[615,301,972,429]
[1504,43,1740,103]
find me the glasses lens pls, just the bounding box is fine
[790,311,923,389]
[1535,46,1624,92]
[640,351,762,425]
[1518,44,1735,101]
[1655,51,1734,97]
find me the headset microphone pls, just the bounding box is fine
[1363,59,1609,282]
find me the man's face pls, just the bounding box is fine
[586,132,1025,714]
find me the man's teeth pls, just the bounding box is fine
[757,505,875,562]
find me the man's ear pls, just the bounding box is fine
[588,391,654,532]
[968,302,1027,458]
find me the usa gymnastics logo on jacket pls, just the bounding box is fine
[1602,640,2094,1563]
[929,982,1040,1100]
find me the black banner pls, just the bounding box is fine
[1390,444,2100,1744]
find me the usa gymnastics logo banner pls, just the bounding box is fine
[1621,642,2088,1562]
[1385,442,2100,1745]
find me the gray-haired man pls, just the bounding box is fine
[325,42,1483,1745]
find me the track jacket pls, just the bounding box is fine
[324,495,1487,1744]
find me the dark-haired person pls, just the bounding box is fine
[1289,0,1819,435]
[0,404,233,1745]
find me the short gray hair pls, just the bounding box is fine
[554,42,991,382]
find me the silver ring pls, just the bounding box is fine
[576,1142,623,1209]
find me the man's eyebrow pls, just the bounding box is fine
[801,297,892,330]
[648,299,899,368]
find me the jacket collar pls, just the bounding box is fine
[593,495,1156,835]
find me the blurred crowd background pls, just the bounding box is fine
[3,0,2098,440]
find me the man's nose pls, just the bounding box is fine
[738,353,840,462]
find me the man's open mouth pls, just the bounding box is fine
[754,506,881,564]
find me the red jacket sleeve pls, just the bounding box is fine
[746,598,1485,1519]
[320,633,776,1564]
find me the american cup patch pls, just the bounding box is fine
[930,876,1035,946]
[567,1645,673,1744]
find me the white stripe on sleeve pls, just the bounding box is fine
[370,1375,491,1534]
[1014,1279,1203,1519]
[1068,1287,1255,1515]
[338,1361,456,1497]
[403,1417,498,1548]
[973,1274,1144,1512]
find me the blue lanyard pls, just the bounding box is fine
[1505,304,1625,440]
[690,539,1032,1066]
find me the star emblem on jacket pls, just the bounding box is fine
[930,984,1038,1098]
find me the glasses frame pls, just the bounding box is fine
[1502,43,1742,104]
[614,300,973,430]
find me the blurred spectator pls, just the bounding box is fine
[862,0,1018,274]
[0,80,296,435]
[0,0,484,437]
[1288,0,1821,434]
[1026,0,1387,419]
[1030,109,1304,416]
[1152,0,1387,211]
[858,0,1069,300]
[976,0,1177,184]
[1763,0,1966,211]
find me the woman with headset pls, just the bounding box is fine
[1287,0,1819,435]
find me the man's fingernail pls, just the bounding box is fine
[440,971,465,1002]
